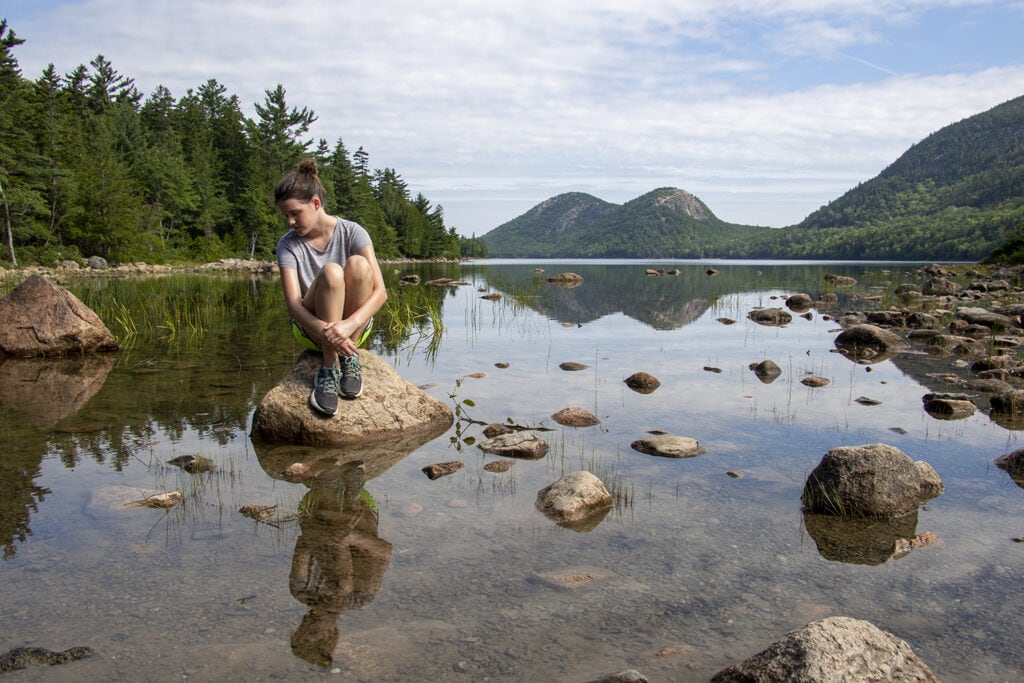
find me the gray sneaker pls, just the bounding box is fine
[309,364,341,416]
[339,354,363,399]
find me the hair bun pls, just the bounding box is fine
[298,159,319,177]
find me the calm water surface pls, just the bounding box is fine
[1,260,1022,682]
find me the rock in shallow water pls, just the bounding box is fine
[478,432,549,459]
[631,435,705,459]
[710,616,938,682]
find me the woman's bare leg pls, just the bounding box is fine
[303,262,346,367]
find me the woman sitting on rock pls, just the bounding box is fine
[274,159,387,417]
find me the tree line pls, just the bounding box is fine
[0,20,488,268]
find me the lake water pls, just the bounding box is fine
[1,260,1022,682]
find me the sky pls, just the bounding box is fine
[5,1,1024,236]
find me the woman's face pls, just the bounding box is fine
[278,197,320,236]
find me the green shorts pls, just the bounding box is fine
[291,318,374,351]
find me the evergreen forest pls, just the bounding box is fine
[0,20,488,268]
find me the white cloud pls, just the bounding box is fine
[6,0,1022,232]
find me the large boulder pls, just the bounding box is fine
[801,443,941,518]
[0,275,119,357]
[251,350,453,447]
[711,616,939,682]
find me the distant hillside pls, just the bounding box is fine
[482,94,1024,261]
[481,188,770,258]
[722,94,1024,260]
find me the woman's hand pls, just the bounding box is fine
[322,319,360,356]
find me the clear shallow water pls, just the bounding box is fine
[1,261,1023,682]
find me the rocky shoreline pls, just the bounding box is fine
[0,256,469,287]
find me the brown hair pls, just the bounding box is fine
[274,158,326,205]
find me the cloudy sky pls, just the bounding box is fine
[6,1,1024,235]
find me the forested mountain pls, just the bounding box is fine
[484,95,1024,261]
[0,20,486,267]
[482,188,770,258]
[719,94,1024,260]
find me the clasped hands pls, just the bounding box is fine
[322,319,359,356]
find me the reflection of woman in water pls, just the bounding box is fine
[289,462,393,668]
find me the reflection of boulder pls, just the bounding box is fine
[711,616,939,682]
[546,272,584,288]
[0,355,115,428]
[990,390,1024,430]
[803,510,919,565]
[253,427,450,484]
[251,350,453,447]
[994,449,1024,489]
[0,275,118,357]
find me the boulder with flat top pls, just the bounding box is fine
[251,350,453,446]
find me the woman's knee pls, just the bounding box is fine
[344,255,371,284]
[319,261,346,283]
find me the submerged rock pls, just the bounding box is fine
[584,671,649,683]
[124,491,183,509]
[167,454,217,473]
[0,646,95,674]
[631,435,705,459]
[710,616,939,682]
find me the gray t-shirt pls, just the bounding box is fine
[276,218,373,294]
